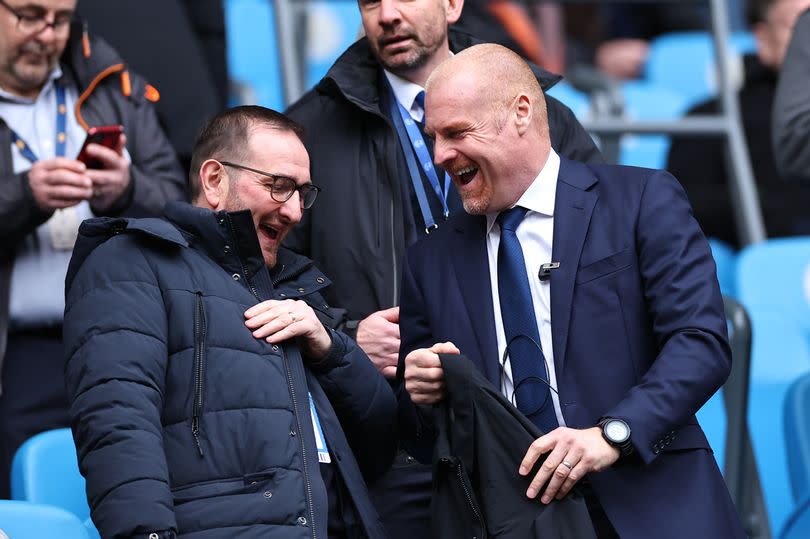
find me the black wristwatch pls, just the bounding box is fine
[598,417,634,458]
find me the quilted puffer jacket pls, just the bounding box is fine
[63,201,396,538]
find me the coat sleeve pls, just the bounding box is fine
[394,248,442,464]
[308,329,398,481]
[772,8,810,184]
[604,170,732,465]
[545,93,603,165]
[63,237,176,538]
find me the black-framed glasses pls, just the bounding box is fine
[220,161,320,209]
[0,0,74,36]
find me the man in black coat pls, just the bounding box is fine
[285,0,601,536]
[667,0,810,247]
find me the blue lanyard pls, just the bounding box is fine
[387,82,450,233]
[9,80,67,163]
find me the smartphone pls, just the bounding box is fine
[76,124,124,169]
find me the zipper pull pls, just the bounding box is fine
[81,21,91,58]
[120,69,131,97]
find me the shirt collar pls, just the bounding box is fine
[383,69,425,122]
[0,65,64,104]
[486,148,560,234]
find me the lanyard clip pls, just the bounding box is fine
[425,223,439,234]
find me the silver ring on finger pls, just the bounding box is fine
[562,460,573,470]
[288,312,297,323]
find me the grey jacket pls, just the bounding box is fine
[772,8,810,183]
[0,26,186,393]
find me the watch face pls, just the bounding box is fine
[605,420,630,443]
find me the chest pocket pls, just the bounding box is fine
[576,248,634,285]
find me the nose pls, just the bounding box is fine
[278,191,303,224]
[433,137,456,169]
[378,0,401,25]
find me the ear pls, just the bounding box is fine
[445,0,464,25]
[197,159,228,210]
[513,93,533,136]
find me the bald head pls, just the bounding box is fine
[423,44,552,215]
[426,44,548,135]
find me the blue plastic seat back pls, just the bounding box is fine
[618,81,692,169]
[10,429,90,523]
[745,309,810,534]
[780,494,810,539]
[224,0,284,109]
[737,237,810,341]
[303,1,362,88]
[644,31,756,106]
[785,373,810,502]
[707,238,737,297]
[545,81,591,120]
[0,500,89,539]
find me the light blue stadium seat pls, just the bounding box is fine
[618,81,692,169]
[10,429,93,530]
[224,0,284,109]
[708,238,737,297]
[0,500,90,539]
[304,1,361,87]
[780,494,810,539]
[736,238,810,534]
[736,237,810,340]
[644,31,756,106]
[545,81,591,120]
[785,372,810,502]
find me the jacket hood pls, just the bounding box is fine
[318,27,563,112]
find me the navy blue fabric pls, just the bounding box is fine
[496,206,557,434]
[63,201,396,538]
[398,158,746,539]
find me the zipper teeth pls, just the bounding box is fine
[191,293,206,457]
[457,464,485,534]
[282,352,317,539]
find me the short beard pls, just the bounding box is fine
[379,47,431,77]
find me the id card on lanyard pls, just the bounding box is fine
[308,393,331,464]
[386,80,451,233]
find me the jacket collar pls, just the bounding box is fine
[317,28,563,115]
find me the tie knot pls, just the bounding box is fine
[414,90,425,111]
[497,206,529,231]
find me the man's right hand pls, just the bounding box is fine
[356,306,400,379]
[403,342,460,404]
[28,158,92,211]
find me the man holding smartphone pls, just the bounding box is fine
[0,0,185,497]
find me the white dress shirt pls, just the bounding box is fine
[485,149,566,426]
[383,70,426,122]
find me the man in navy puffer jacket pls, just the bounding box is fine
[63,106,397,539]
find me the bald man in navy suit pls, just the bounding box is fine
[398,44,746,539]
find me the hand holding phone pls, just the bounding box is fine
[76,124,124,169]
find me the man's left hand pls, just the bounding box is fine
[519,426,620,504]
[245,299,332,360]
[86,134,131,211]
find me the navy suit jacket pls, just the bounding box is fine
[398,157,746,538]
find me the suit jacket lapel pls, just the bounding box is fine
[550,158,598,377]
[451,213,501,387]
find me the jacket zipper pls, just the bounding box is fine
[282,352,317,539]
[191,292,207,457]
[455,460,485,537]
[389,196,398,305]
[225,215,261,299]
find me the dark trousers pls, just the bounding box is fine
[0,328,70,498]
[580,480,621,539]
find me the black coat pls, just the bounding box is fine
[285,29,602,327]
[666,54,810,247]
[64,202,397,538]
[432,355,597,539]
